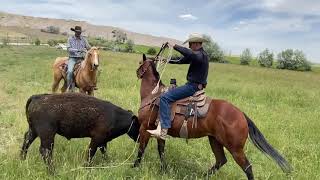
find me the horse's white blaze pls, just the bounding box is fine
[94,51,99,66]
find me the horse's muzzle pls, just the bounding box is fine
[93,64,99,69]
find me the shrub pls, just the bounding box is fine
[47,39,58,47]
[277,49,311,71]
[125,39,134,53]
[1,37,9,46]
[147,47,157,55]
[240,48,252,65]
[257,49,273,67]
[34,38,41,46]
[203,35,224,62]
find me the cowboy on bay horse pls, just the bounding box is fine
[66,26,91,92]
[147,33,209,139]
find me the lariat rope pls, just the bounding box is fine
[151,45,173,94]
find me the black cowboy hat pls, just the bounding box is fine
[70,26,84,32]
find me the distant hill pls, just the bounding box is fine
[0,11,182,46]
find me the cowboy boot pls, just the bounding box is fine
[147,123,168,140]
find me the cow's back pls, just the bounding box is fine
[26,93,112,139]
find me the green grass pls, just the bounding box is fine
[0,46,319,179]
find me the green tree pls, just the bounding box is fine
[277,49,311,71]
[112,30,127,44]
[257,49,273,67]
[203,35,224,62]
[240,48,252,65]
[147,47,157,55]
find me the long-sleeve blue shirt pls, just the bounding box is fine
[169,45,209,85]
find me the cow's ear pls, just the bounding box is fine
[143,54,147,61]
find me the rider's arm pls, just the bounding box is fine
[169,56,191,64]
[174,44,193,57]
[84,38,91,50]
[168,44,193,64]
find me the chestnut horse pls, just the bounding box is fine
[52,47,100,95]
[133,54,292,180]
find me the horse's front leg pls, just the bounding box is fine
[157,138,166,171]
[88,89,94,96]
[133,126,151,167]
[79,88,85,94]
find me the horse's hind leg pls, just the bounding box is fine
[52,70,62,93]
[20,128,37,160]
[230,149,253,180]
[61,80,67,93]
[207,136,227,175]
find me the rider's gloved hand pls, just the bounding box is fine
[167,42,175,49]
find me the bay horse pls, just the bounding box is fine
[52,47,100,95]
[133,54,292,180]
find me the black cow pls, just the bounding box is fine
[20,93,140,173]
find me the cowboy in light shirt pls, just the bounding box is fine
[66,26,91,92]
[147,33,209,140]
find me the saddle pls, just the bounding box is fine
[59,61,82,78]
[152,89,212,139]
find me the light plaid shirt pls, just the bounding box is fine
[67,35,91,58]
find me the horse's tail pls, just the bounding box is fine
[243,113,293,173]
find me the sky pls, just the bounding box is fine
[1,0,320,62]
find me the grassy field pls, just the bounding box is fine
[0,46,319,179]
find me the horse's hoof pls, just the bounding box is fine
[83,161,93,167]
[204,168,216,177]
[132,161,140,168]
[47,167,56,176]
[160,163,167,172]
[20,152,26,160]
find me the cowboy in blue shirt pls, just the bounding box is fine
[66,26,91,92]
[147,33,209,140]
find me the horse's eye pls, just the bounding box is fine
[139,61,142,65]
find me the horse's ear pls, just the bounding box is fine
[143,54,147,61]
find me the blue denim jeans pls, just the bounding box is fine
[67,57,81,89]
[159,82,199,129]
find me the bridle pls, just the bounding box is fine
[136,60,152,79]
[136,42,169,79]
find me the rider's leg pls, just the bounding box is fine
[147,82,199,139]
[67,57,76,92]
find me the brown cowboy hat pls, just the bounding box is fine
[70,26,84,32]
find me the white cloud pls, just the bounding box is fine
[178,14,198,20]
[0,0,319,62]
